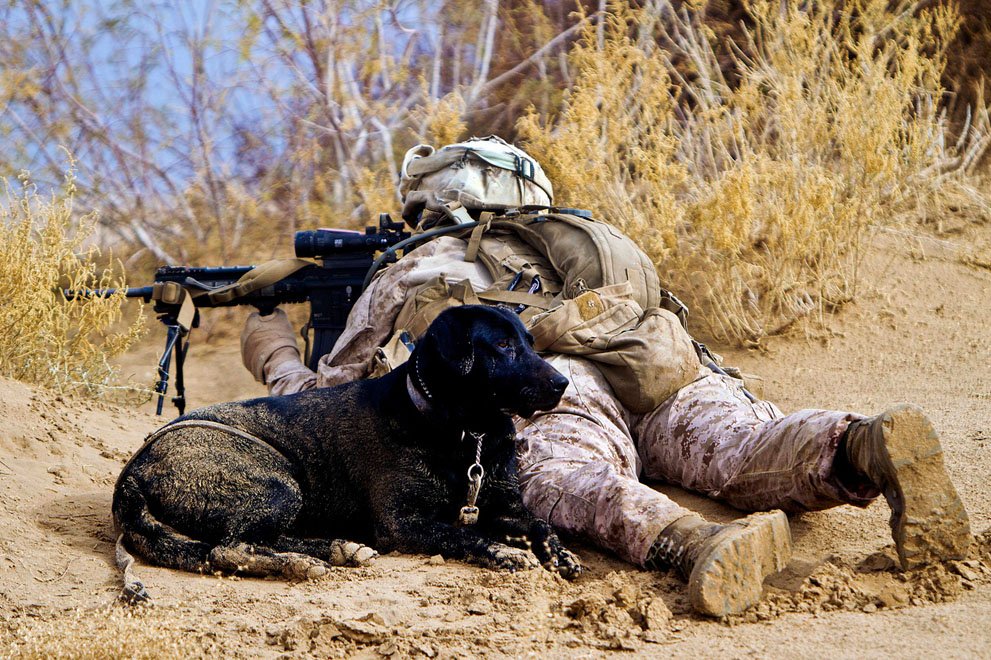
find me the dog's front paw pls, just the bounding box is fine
[548,546,583,580]
[283,554,332,580]
[328,540,378,567]
[528,533,583,580]
[486,543,542,572]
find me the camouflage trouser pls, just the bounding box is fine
[515,355,878,566]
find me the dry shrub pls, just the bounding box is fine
[413,89,470,147]
[0,167,146,395]
[518,9,685,267]
[519,0,991,344]
[1,606,222,659]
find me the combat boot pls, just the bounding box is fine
[841,404,971,570]
[645,510,792,617]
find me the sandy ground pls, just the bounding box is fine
[2,218,990,658]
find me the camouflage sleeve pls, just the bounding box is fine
[265,346,318,395]
[314,236,494,388]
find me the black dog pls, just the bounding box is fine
[112,305,580,600]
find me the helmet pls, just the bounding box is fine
[399,135,553,225]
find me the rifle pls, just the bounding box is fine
[64,214,411,415]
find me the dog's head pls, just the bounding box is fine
[414,305,568,420]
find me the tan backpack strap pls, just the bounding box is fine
[464,213,493,263]
[148,282,197,331]
[658,288,689,329]
[403,279,482,339]
[475,289,554,309]
[194,259,312,305]
[449,280,481,305]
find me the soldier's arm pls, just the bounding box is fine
[315,236,490,388]
[242,236,492,394]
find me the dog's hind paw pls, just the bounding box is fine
[328,540,378,567]
[487,544,542,572]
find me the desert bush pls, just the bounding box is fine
[519,0,991,344]
[0,167,145,395]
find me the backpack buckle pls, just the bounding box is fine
[514,154,535,181]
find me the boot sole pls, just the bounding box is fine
[876,405,971,570]
[688,510,792,617]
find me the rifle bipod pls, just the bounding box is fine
[154,305,198,415]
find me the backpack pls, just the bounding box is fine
[388,137,703,411]
[461,211,664,313]
[378,209,702,412]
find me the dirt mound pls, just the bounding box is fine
[737,532,991,624]
[2,219,991,657]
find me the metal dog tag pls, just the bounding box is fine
[457,439,485,526]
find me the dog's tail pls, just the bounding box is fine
[114,534,151,604]
[112,475,214,602]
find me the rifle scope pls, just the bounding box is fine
[294,229,398,259]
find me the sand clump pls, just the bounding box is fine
[735,531,991,624]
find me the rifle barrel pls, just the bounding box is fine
[62,286,155,302]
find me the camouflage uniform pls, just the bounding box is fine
[242,237,878,566]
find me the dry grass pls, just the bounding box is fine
[0,166,146,396]
[0,606,222,659]
[519,0,991,345]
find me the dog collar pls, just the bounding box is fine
[407,352,435,412]
[406,374,433,415]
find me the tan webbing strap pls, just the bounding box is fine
[464,213,493,263]
[151,281,186,305]
[450,280,482,305]
[404,279,482,339]
[176,294,196,331]
[148,282,196,330]
[476,235,518,275]
[200,258,312,304]
[475,289,554,309]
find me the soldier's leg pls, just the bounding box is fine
[634,372,970,569]
[515,357,792,617]
[514,355,692,566]
[634,371,868,512]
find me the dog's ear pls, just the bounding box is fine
[427,308,475,376]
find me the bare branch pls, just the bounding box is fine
[474,14,599,102]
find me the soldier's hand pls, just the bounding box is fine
[241,308,300,383]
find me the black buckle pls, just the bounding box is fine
[514,154,535,181]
